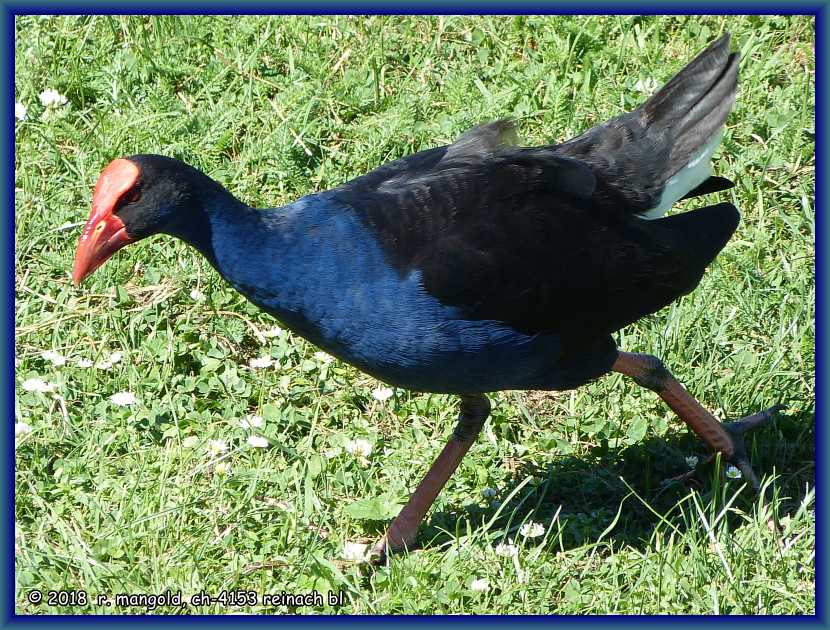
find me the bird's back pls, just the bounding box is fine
[330,133,738,348]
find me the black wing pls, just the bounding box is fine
[335,121,738,344]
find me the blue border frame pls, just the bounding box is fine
[814,5,825,627]
[4,4,824,625]
[0,3,827,12]
[3,0,13,624]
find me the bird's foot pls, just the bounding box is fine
[720,404,784,493]
[368,538,392,565]
[368,528,418,565]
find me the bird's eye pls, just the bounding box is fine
[123,188,141,205]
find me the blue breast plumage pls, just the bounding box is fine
[205,193,602,394]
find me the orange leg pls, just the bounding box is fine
[371,394,490,563]
[613,351,782,491]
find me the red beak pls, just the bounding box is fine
[72,212,132,284]
[72,159,139,285]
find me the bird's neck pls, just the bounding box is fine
[165,187,311,307]
[164,188,257,270]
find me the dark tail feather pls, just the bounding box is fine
[642,34,739,179]
[643,34,733,124]
[680,175,735,201]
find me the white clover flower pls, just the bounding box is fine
[343,438,372,458]
[21,378,55,393]
[342,541,370,563]
[190,288,205,301]
[371,387,394,402]
[111,391,137,406]
[108,352,123,365]
[75,358,93,368]
[41,350,66,366]
[239,414,264,430]
[470,578,490,593]
[182,435,199,448]
[208,439,228,455]
[481,487,498,499]
[15,422,32,436]
[247,435,269,448]
[685,455,699,469]
[495,542,519,557]
[634,77,658,94]
[725,465,742,479]
[313,351,333,364]
[39,88,67,108]
[248,356,273,369]
[519,521,545,539]
[214,461,231,476]
[262,326,283,338]
[15,102,27,120]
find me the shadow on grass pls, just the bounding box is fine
[419,407,814,554]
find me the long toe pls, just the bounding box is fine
[723,404,786,437]
[721,404,784,492]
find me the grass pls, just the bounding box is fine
[14,14,814,615]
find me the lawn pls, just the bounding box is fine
[13,14,814,615]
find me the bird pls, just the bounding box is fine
[72,33,782,562]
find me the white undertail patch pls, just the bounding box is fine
[638,129,724,219]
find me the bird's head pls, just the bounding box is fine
[72,155,211,285]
